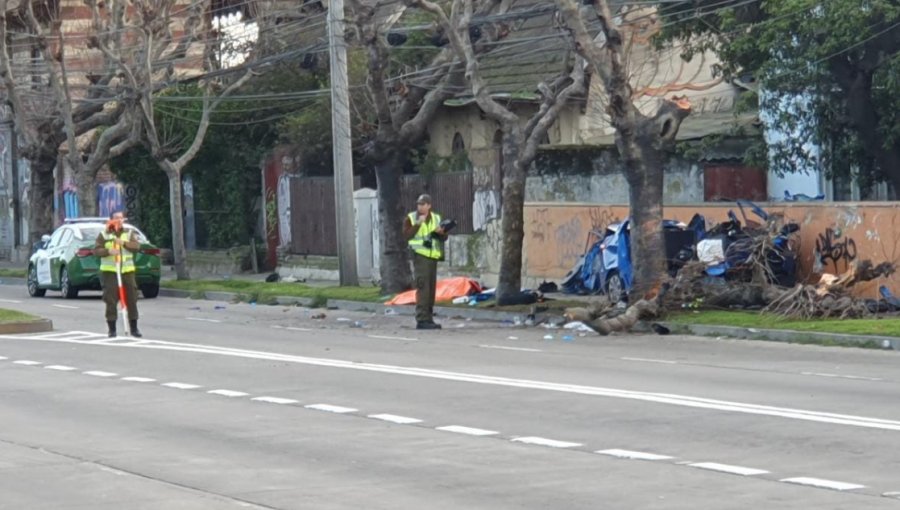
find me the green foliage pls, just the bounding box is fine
[658,0,900,187]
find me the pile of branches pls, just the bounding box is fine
[763,261,895,319]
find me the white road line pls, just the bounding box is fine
[479,345,542,352]
[51,304,79,309]
[0,356,7,360]
[35,331,99,339]
[436,425,498,436]
[511,437,582,449]
[780,477,865,491]
[621,357,678,365]
[801,372,883,382]
[208,389,249,398]
[883,492,900,499]
[84,371,118,377]
[0,299,22,303]
[286,327,313,332]
[368,414,422,425]
[305,404,357,414]
[44,365,78,371]
[10,333,900,432]
[13,360,42,366]
[251,396,298,405]
[162,382,201,390]
[596,449,673,461]
[368,335,419,342]
[185,317,221,323]
[689,462,769,476]
[121,377,156,383]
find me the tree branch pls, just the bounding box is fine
[521,57,587,164]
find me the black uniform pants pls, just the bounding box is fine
[101,271,139,323]
[413,254,438,323]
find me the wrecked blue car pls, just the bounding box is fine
[562,219,696,300]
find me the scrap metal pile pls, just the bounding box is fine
[564,200,898,334]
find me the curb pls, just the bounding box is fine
[664,323,898,351]
[0,319,53,334]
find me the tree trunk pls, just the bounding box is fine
[496,133,526,304]
[27,154,56,245]
[166,170,190,280]
[375,151,412,293]
[620,126,666,300]
[75,168,97,218]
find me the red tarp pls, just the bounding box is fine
[386,277,482,305]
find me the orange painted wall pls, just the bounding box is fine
[524,202,900,296]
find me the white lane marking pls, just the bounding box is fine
[251,396,298,405]
[0,299,23,303]
[305,404,357,414]
[883,492,900,499]
[368,414,422,425]
[162,382,201,390]
[436,425,498,436]
[13,360,42,366]
[368,334,419,342]
[511,437,582,448]
[689,462,769,476]
[621,357,677,365]
[271,325,314,332]
[801,372,883,382]
[780,477,865,491]
[44,365,78,371]
[33,331,99,339]
[208,389,249,398]
[51,304,79,309]
[185,317,221,323]
[479,345,542,352]
[84,371,118,377]
[10,332,900,432]
[121,377,156,383]
[0,356,7,360]
[596,449,673,461]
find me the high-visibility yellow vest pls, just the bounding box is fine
[408,212,442,260]
[100,231,136,273]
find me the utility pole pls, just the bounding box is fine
[328,0,359,286]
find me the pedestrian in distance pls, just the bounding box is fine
[94,210,142,338]
[403,194,448,330]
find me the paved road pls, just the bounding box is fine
[2,285,900,509]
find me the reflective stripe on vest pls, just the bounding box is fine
[408,212,442,260]
[99,231,136,273]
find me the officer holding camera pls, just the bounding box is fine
[403,194,454,330]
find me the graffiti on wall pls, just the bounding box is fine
[815,227,857,272]
[97,181,125,217]
[277,174,292,249]
[62,175,79,219]
[473,189,500,232]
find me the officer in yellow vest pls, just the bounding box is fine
[93,211,142,338]
[403,194,448,329]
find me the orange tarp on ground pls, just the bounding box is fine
[386,277,482,305]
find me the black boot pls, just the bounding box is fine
[129,320,142,338]
[107,321,117,338]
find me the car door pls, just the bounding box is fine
[35,229,63,287]
[46,228,73,288]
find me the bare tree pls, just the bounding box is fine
[84,0,253,279]
[0,0,136,244]
[556,0,691,297]
[413,0,586,303]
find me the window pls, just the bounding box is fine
[46,228,66,249]
[452,132,465,154]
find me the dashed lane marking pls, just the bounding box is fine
[689,462,769,476]
[251,396,298,405]
[52,304,79,310]
[84,371,118,377]
[368,414,422,425]
[44,365,78,371]
[208,389,249,398]
[121,377,156,383]
[511,437,582,449]
[479,345,542,352]
[621,357,678,365]
[185,317,221,323]
[13,360,42,366]
[305,404,357,414]
[780,477,865,491]
[801,372,883,382]
[436,425,498,436]
[368,335,419,342]
[0,299,22,304]
[596,449,673,461]
[162,382,201,390]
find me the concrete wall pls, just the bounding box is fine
[521,202,900,296]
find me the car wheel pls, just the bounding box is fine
[60,267,79,299]
[606,271,627,303]
[27,265,46,297]
[141,284,160,299]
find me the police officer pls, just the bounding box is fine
[94,211,142,338]
[403,194,447,330]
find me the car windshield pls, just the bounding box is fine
[74,225,150,244]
